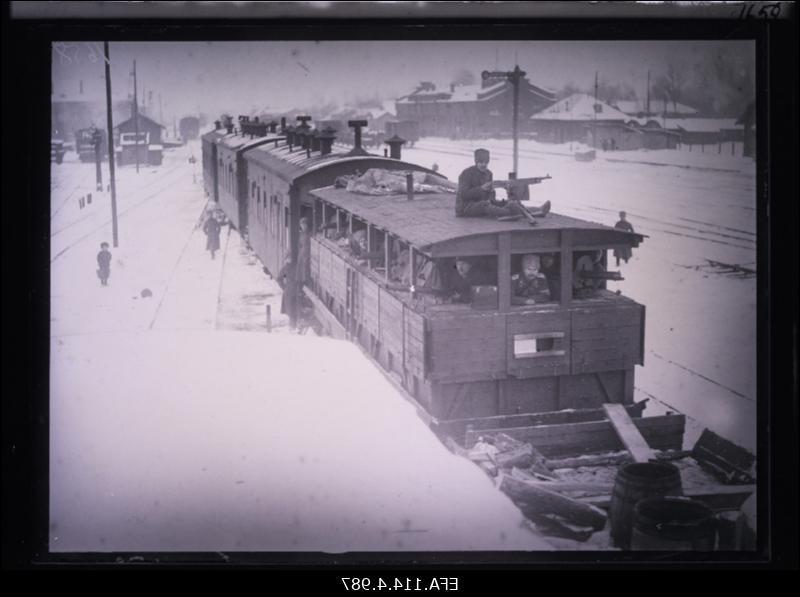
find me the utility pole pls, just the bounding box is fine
[92,126,103,191]
[104,42,119,247]
[133,59,140,173]
[482,64,526,176]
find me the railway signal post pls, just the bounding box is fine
[482,65,526,176]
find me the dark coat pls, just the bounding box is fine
[97,249,111,277]
[511,273,550,304]
[203,217,222,252]
[278,261,299,321]
[449,265,493,303]
[613,219,634,261]
[456,165,493,216]
[296,229,311,284]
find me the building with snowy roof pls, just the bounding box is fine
[529,93,635,145]
[395,76,556,139]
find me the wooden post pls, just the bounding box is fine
[384,234,390,282]
[559,230,573,306]
[497,232,511,312]
[408,247,415,292]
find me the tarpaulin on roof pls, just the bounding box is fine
[337,168,457,196]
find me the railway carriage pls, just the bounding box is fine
[239,121,438,277]
[203,115,670,442]
[304,185,648,426]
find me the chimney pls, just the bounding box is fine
[386,134,406,160]
[347,119,369,156]
[268,120,277,134]
[295,115,312,150]
[406,172,414,201]
[310,130,321,152]
[280,117,287,131]
[318,127,336,155]
[214,120,221,130]
[286,125,296,150]
[225,122,234,135]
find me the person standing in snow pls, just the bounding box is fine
[96,242,112,286]
[613,211,634,266]
[296,217,311,286]
[203,213,222,260]
[278,255,299,330]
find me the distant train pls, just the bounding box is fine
[179,116,200,142]
[202,114,647,428]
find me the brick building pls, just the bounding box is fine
[395,77,556,139]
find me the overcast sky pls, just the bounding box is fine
[52,40,754,121]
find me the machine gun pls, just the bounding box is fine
[578,270,623,281]
[491,174,552,190]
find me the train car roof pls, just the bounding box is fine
[243,142,438,184]
[216,132,286,154]
[201,129,228,143]
[310,186,646,257]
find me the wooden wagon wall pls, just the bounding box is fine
[310,237,427,404]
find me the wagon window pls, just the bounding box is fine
[513,332,566,359]
[510,252,559,306]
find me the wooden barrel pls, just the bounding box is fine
[631,497,717,551]
[609,462,683,549]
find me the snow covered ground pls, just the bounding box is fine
[49,134,757,553]
[49,141,552,552]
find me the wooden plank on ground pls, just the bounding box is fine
[465,414,685,457]
[691,428,756,484]
[498,473,607,531]
[602,403,656,463]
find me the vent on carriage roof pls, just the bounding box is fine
[347,119,369,156]
[318,126,336,155]
[386,134,406,160]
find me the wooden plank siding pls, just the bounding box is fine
[570,306,644,374]
[428,315,507,382]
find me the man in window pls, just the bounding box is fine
[511,254,551,305]
[449,258,493,303]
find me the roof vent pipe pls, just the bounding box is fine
[347,120,369,156]
[386,134,406,160]
[318,127,336,155]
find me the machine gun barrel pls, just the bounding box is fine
[578,270,624,281]
[492,174,552,189]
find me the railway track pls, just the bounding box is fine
[50,164,190,264]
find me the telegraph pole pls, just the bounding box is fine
[133,59,140,173]
[104,41,119,247]
[482,64,526,176]
[93,126,102,191]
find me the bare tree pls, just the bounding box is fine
[652,63,688,114]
